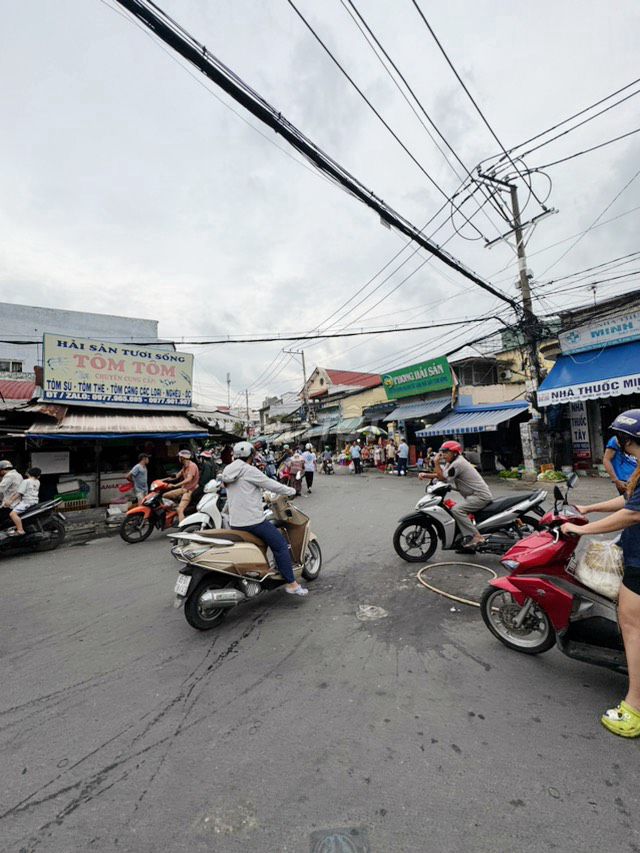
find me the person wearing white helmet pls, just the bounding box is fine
[221,441,308,596]
[302,443,317,495]
[0,460,24,528]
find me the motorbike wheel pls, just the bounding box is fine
[34,518,66,552]
[393,520,438,562]
[120,514,153,544]
[480,587,556,654]
[184,579,228,631]
[302,540,322,581]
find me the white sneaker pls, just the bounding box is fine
[285,585,308,597]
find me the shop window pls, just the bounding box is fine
[11,361,22,373]
[0,360,10,372]
[458,362,497,385]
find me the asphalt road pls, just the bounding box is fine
[1,471,639,853]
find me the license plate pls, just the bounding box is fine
[174,574,191,596]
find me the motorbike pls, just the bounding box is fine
[119,479,197,544]
[0,498,66,553]
[169,495,322,630]
[393,480,547,561]
[177,479,226,534]
[480,473,627,674]
[322,458,334,475]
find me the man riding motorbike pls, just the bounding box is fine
[164,449,200,523]
[221,441,308,596]
[419,440,493,549]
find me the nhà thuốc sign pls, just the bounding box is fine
[382,357,452,400]
[42,334,193,409]
[559,310,640,354]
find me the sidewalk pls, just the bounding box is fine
[61,504,121,545]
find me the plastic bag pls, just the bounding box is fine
[574,540,624,600]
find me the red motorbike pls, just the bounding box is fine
[480,473,627,675]
[119,480,194,544]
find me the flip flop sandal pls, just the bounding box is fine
[601,701,640,738]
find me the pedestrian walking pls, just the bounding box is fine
[397,437,409,476]
[289,448,305,495]
[350,440,362,474]
[302,443,317,494]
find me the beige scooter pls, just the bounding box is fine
[169,495,322,630]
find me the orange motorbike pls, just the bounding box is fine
[119,480,195,544]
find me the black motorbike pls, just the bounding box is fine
[0,499,66,553]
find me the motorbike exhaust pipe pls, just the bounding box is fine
[199,588,247,612]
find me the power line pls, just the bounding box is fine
[340,0,511,228]
[113,0,520,312]
[531,125,640,171]
[285,0,488,239]
[539,166,640,276]
[409,0,545,208]
[494,78,640,166]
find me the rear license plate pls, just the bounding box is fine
[174,574,191,596]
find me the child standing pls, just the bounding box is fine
[9,467,41,535]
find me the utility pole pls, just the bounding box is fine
[245,388,250,422]
[479,173,558,471]
[226,372,231,410]
[284,348,309,420]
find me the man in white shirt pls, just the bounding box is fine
[397,438,410,476]
[350,441,362,474]
[302,444,317,494]
[0,460,24,528]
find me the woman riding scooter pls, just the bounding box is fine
[221,441,308,597]
[562,409,640,738]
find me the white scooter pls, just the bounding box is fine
[177,479,226,534]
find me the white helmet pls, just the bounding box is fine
[0,460,13,470]
[305,443,313,450]
[233,441,254,459]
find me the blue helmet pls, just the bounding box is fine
[610,409,640,443]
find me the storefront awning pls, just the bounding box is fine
[537,341,640,407]
[274,428,306,444]
[330,417,365,435]
[416,402,529,436]
[305,423,338,439]
[384,397,451,422]
[26,413,209,440]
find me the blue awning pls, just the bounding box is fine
[384,397,451,422]
[305,422,338,438]
[416,402,529,436]
[537,341,640,407]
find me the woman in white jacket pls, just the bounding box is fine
[222,442,308,596]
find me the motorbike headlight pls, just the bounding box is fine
[502,559,520,570]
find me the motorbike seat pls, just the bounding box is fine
[195,528,269,553]
[474,492,540,522]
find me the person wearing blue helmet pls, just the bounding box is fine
[562,409,640,738]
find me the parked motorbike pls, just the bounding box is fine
[177,479,226,534]
[393,481,546,561]
[169,495,322,630]
[322,458,334,475]
[119,480,197,544]
[0,498,66,553]
[480,473,627,673]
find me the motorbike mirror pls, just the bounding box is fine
[566,472,578,489]
[553,485,563,504]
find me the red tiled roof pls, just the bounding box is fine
[0,379,37,400]
[325,370,381,389]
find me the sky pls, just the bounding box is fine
[1,0,639,411]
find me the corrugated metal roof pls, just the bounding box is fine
[416,403,529,436]
[27,413,207,437]
[383,397,451,422]
[0,379,36,400]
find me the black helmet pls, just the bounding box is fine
[610,409,640,446]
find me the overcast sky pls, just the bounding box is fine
[1,0,639,409]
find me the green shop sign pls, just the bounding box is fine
[382,356,452,400]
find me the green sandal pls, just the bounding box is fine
[601,701,640,738]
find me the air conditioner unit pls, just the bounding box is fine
[499,369,512,381]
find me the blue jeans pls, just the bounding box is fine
[232,520,295,583]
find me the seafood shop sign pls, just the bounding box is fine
[42,335,193,409]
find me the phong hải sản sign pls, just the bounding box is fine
[382,357,452,400]
[41,334,193,409]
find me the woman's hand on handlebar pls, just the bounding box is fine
[560,522,584,537]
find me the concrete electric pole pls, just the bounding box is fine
[284,348,310,420]
[226,372,231,410]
